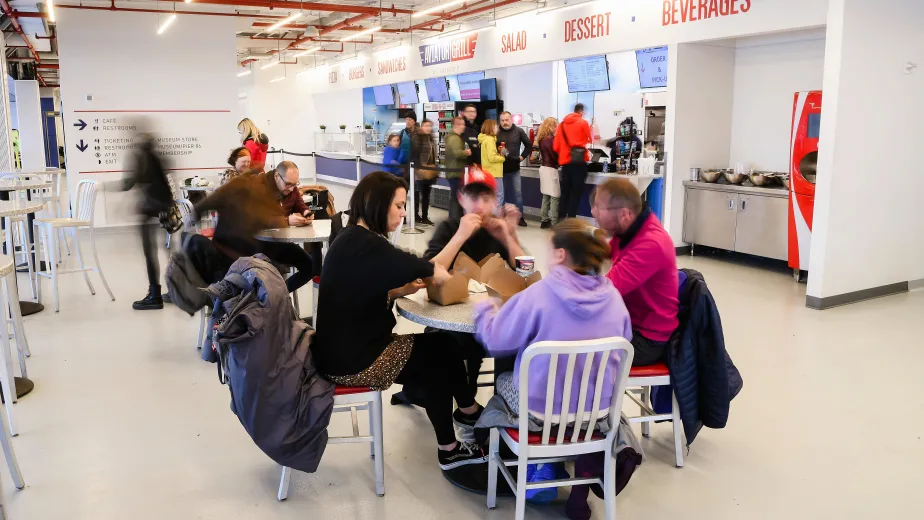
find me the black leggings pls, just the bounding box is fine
[396,332,476,446]
[416,179,435,219]
[559,162,588,219]
[140,223,159,287]
[258,241,316,292]
[631,331,669,366]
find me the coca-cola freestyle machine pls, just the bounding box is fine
[788,91,821,278]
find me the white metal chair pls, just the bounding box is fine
[487,338,635,520]
[624,363,684,467]
[0,254,30,438]
[277,385,385,500]
[34,180,115,312]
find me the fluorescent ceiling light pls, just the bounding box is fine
[270,76,286,83]
[157,14,176,35]
[293,46,322,57]
[265,12,303,33]
[341,25,381,42]
[536,1,597,15]
[412,0,464,18]
[46,0,55,22]
[261,60,280,70]
[237,70,252,77]
[439,23,494,40]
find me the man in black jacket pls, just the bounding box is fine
[497,111,532,226]
[461,104,481,165]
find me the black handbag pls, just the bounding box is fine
[563,131,586,165]
[159,203,183,234]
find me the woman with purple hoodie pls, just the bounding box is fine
[473,218,632,520]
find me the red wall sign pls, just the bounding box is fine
[348,65,365,80]
[328,70,338,84]
[377,56,407,75]
[501,30,527,53]
[662,0,752,26]
[564,12,612,43]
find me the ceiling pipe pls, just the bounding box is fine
[165,0,413,16]
[251,21,443,33]
[55,4,293,20]
[36,63,59,69]
[0,0,42,63]
[317,13,373,36]
[404,0,497,32]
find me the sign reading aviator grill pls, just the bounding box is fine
[419,34,478,67]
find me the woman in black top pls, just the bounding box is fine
[312,172,487,471]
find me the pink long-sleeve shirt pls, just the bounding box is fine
[606,213,679,342]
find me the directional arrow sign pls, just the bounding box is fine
[76,140,88,152]
[73,119,87,131]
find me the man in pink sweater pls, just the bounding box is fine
[593,179,679,366]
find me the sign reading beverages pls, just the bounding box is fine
[662,0,752,25]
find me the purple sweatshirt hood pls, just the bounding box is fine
[546,266,615,320]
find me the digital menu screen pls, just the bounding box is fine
[564,55,610,93]
[457,71,485,101]
[373,84,395,106]
[636,47,668,89]
[424,77,450,102]
[396,81,419,104]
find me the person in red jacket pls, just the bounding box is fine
[592,178,679,366]
[238,118,269,172]
[553,103,592,220]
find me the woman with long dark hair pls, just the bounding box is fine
[311,171,489,471]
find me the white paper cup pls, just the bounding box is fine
[515,256,535,276]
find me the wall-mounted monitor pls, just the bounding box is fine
[479,78,498,101]
[373,84,396,106]
[457,71,485,101]
[424,76,450,102]
[564,55,611,93]
[395,81,419,104]
[636,47,668,89]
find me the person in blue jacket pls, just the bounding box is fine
[382,133,403,176]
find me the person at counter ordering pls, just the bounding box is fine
[498,111,532,227]
[462,104,481,165]
[592,179,679,366]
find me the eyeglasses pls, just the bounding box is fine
[276,174,298,189]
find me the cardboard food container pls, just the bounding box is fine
[485,268,542,302]
[453,252,508,284]
[425,271,470,306]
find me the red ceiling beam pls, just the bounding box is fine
[37,63,60,69]
[404,0,496,31]
[317,13,373,36]
[0,0,42,63]
[55,4,293,19]
[172,0,412,16]
[251,21,444,33]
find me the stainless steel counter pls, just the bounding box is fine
[683,180,788,199]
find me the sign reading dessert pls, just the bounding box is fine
[419,33,479,67]
[662,0,752,25]
[564,11,612,42]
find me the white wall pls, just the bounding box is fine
[13,80,45,170]
[664,43,736,246]
[807,0,924,299]
[495,62,556,120]
[57,9,238,227]
[729,38,827,171]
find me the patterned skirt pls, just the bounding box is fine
[326,335,414,391]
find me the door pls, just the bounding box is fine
[683,188,737,251]
[735,195,789,261]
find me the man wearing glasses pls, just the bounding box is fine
[191,161,317,293]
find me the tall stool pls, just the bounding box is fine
[0,254,29,438]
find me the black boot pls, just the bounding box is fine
[133,285,164,310]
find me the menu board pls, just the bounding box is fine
[636,47,668,89]
[457,71,485,101]
[424,77,450,102]
[373,84,396,105]
[396,81,419,104]
[564,55,610,93]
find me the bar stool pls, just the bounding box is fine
[0,254,29,438]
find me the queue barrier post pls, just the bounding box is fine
[403,162,423,235]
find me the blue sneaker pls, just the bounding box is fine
[525,463,560,504]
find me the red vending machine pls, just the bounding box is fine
[788,91,821,275]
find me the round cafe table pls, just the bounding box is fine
[256,221,332,318]
[396,290,490,334]
[0,196,47,318]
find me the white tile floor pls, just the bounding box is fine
[4,209,924,519]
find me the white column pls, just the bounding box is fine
[13,81,46,170]
[806,0,924,303]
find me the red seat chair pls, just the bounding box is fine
[625,362,683,467]
[277,385,385,500]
